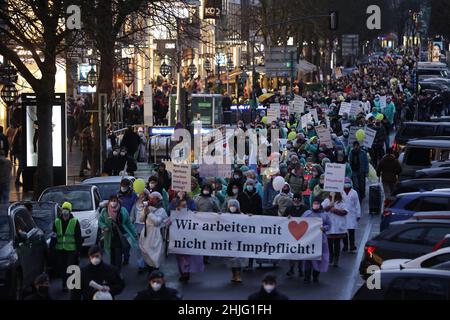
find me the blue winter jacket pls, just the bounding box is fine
[262,179,278,213]
[348,149,369,175]
[117,191,138,214]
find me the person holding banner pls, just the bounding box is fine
[322,193,348,268]
[223,199,247,283]
[302,197,331,283]
[139,192,168,272]
[169,197,204,283]
[194,184,220,213]
[273,183,293,217]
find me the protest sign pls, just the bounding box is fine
[279,139,288,151]
[315,125,333,148]
[301,113,312,128]
[290,96,305,115]
[172,163,191,192]
[380,96,387,110]
[339,102,351,116]
[323,163,346,192]
[309,108,319,123]
[267,103,280,122]
[169,210,323,260]
[199,164,232,179]
[363,127,377,149]
[350,100,360,116]
[348,126,365,145]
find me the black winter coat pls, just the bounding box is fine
[134,285,181,300]
[248,288,289,300]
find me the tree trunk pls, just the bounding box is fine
[34,90,54,198]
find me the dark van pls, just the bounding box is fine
[393,122,450,153]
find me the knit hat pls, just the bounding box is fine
[149,191,163,200]
[148,270,165,281]
[88,245,102,257]
[61,202,72,212]
[262,273,277,283]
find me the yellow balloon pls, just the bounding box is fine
[356,129,365,142]
[376,113,384,121]
[288,131,297,141]
[261,116,268,124]
[133,178,145,194]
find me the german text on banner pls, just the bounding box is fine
[168,211,323,260]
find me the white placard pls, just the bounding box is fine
[315,125,333,148]
[339,102,351,116]
[380,96,387,110]
[301,113,312,128]
[292,96,305,114]
[267,103,281,122]
[309,108,319,123]
[323,163,346,192]
[350,100,360,116]
[279,139,288,151]
[172,163,191,192]
[363,127,377,149]
[348,126,365,146]
[169,211,323,260]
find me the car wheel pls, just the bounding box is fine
[12,272,23,300]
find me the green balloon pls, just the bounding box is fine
[356,129,365,142]
[288,131,297,141]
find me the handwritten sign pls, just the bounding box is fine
[363,127,377,149]
[315,125,333,148]
[323,163,346,192]
[172,163,191,192]
[267,103,281,122]
[339,102,351,116]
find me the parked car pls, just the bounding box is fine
[433,234,450,252]
[38,185,102,247]
[353,269,450,300]
[398,138,450,180]
[360,219,450,278]
[415,167,450,179]
[391,178,450,198]
[0,204,52,299]
[381,191,450,231]
[82,176,135,201]
[392,122,450,153]
[381,247,450,271]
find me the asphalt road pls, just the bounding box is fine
[44,195,380,300]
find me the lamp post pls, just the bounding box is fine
[0,62,18,126]
[160,61,171,78]
[188,62,197,79]
[203,59,211,93]
[226,52,233,95]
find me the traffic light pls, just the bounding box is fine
[329,11,338,31]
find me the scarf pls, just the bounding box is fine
[108,203,120,221]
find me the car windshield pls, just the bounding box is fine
[95,183,120,200]
[0,215,10,242]
[32,209,55,238]
[40,190,93,211]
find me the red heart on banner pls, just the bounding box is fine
[288,221,308,241]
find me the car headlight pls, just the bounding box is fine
[80,219,91,229]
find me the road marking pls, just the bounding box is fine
[342,213,375,300]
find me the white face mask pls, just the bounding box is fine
[90,257,101,266]
[120,186,128,193]
[312,204,320,210]
[202,190,210,196]
[232,188,239,195]
[229,206,237,213]
[263,284,275,293]
[151,283,162,291]
[120,152,126,156]
[113,151,119,156]
[149,183,156,189]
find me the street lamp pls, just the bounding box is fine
[188,63,197,79]
[204,59,211,73]
[160,61,171,77]
[87,66,97,87]
[1,83,18,105]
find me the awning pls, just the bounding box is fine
[297,59,317,73]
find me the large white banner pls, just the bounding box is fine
[169,211,323,260]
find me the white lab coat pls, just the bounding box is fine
[139,205,168,268]
[341,189,361,230]
[322,198,348,235]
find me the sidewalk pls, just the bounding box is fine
[9,142,85,202]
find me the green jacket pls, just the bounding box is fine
[98,207,137,257]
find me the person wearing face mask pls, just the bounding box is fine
[237,179,262,215]
[248,273,288,300]
[226,169,245,195]
[98,195,138,270]
[120,126,140,160]
[118,147,137,176]
[102,146,124,176]
[156,162,171,191]
[52,202,82,292]
[130,189,150,273]
[117,178,138,216]
[25,273,52,300]
[71,245,125,300]
[348,141,369,201]
[302,197,331,283]
[340,128,350,155]
[309,174,329,208]
[134,270,181,300]
[361,96,371,114]
[223,199,246,282]
[194,184,220,213]
[341,177,361,253]
[284,164,305,195]
[168,193,204,282]
[272,183,293,217]
[139,192,169,273]
[284,193,308,278]
[305,122,316,139]
[136,127,148,162]
[222,183,240,212]
[191,164,203,187]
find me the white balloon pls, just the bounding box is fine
[272,176,286,191]
[93,291,113,300]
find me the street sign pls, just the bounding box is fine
[204,0,222,19]
[264,46,298,78]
